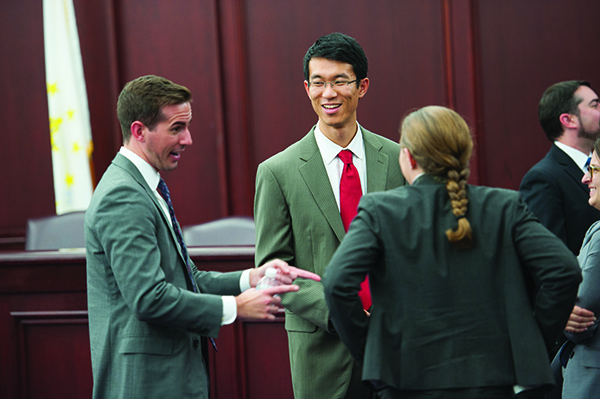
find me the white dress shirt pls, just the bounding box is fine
[554,141,591,172]
[314,122,367,208]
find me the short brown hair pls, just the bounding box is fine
[116,75,192,143]
[538,80,590,141]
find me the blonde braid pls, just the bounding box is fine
[445,165,472,249]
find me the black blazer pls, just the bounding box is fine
[520,143,600,255]
[324,175,581,394]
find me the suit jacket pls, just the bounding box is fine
[254,126,404,399]
[85,153,243,399]
[324,174,581,394]
[563,221,600,398]
[520,143,600,255]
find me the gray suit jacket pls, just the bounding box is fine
[254,126,404,399]
[85,153,243,399]
[563,221,600,398]
[324,175,581,394]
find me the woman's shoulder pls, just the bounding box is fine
[467,185,522,203]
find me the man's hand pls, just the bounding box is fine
[235,285,301,321]
[249,258,321,287]
[565,305,596,332]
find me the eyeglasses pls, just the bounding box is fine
[308,79,359,91]
[586,164,600,178]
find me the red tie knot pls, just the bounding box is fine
[339,149,354,165]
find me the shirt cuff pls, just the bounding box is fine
[222,269,253,325]
[221,296,237,325]
[240,269,252,291]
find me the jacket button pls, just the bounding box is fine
[193,338,199,349]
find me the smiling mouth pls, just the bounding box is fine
[322,104,341,110]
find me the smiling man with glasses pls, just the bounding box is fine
[254,32,405,399]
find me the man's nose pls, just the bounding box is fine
[322,83,338,97]
[181,128,193,145]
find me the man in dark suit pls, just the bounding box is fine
[254,33,404,399]
[85,75,319,399]
[520,81,600,397]
[520,80,600,255]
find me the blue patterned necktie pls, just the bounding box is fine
[156,178,198,293]
[157,178,218,351]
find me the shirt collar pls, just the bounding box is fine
[314,122,365,165]
[411,172,425,185]
[119,146,161,190]
[554,141,590,170]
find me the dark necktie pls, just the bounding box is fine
[157,178,218,351]
[338,150,372,310]
[157,178,199,293]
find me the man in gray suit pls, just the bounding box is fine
[85,75,319,399]
[254,33,404,399]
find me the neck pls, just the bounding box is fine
[557,133,593,154]
[406,167,425,185]
[318,120,358,148]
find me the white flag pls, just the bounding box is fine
[43,0,93,215]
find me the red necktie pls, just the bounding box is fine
[338,150,372,310]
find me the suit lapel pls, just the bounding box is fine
[112,154,187,264]
[363,128,391,193]
[297,131,346,242]
[550,144,588,193]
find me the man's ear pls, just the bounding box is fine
[130,121,146,143]
[559,113,579,130]
[304,80,312,99]
[358,77,369,98]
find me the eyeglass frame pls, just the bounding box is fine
[307,79,360,91]
[586,163,600,178]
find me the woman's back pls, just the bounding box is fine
[326,175,580,391]
[324,105,581,398]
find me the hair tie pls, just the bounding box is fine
[457,214,466,219]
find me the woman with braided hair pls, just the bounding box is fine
[323,106,581,399]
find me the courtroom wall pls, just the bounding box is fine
[2,0,600,246]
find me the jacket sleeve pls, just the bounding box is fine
[512,196,582,348]
[323,196,378,364]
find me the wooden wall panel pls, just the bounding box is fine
[0,0,55,240]
[110,1,229,225]
[444,0,483,184]
[209,318,293,399]
[2,0,600,245]
[13,311,92,399]
[73,0,122,185]
[476,0,600,189]
[243,320,292,398]
[216,0,256,216]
